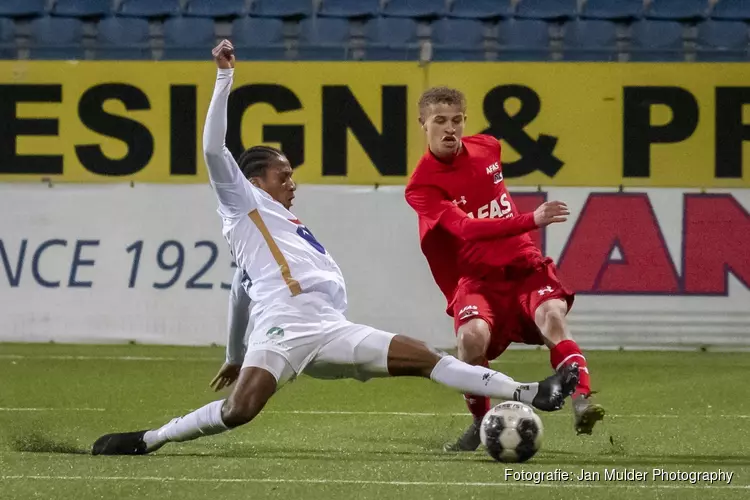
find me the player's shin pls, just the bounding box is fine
[429,356,539,406]
[464,394,491,421]
[143,400,229,451]
[464,360,491,420]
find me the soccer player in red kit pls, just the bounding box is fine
[405,87,605,451]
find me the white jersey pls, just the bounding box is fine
[204,68,347,311]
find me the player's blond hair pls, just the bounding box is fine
[418,87,467,117]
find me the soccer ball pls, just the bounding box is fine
[479,401,543,463]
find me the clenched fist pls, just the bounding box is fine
[212,39,235,69]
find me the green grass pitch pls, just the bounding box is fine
[1,343,749,499]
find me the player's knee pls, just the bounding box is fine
[220,369,277,428]
[457,320,490,362]
[221,394,266,428]
[535,300,568,340]
[535,300,567,326]
[386,335,443,378]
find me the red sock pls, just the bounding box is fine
[550,339,591,397]
[464,360,491,421]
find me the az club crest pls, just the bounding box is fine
[266,327,285,338]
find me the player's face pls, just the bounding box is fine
[257,155,296,210]
[421,103,466,158]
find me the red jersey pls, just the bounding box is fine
[405,134,543,305]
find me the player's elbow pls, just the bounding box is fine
[453,223,478,242]
[203,146,223,161]
[453,231,471,243]
[203,150,228,174]
[438,215,476,242]
[441,226,471,242]
[202,132,226,157]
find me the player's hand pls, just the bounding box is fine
[209,362,241,391]
[533,200,570,227]
[212,39,235,69]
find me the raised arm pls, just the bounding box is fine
[405,184,569,241]
[203,40,255,216]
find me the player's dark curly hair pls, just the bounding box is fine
[418,86,467,116]
[237,145,284,179]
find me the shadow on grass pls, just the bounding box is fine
[11,433,88,455]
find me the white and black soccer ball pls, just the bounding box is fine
[479,401,543,463]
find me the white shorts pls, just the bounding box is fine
[242,292,396,387]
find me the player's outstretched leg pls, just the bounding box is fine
[385,335,579,413]
[92,366,277,456]
[535,299,605,435]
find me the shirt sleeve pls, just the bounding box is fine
[405,183,538,241]
[203,68,256,217]
[225,266,251,365]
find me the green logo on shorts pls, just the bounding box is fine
[266,327,284,338]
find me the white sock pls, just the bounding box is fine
[429,355,539,406]
[143,400,229,451]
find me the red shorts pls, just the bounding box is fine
[451,258,574,360]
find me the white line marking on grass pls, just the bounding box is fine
[1,354,526,364]
[271,410,471,417]
[0,408,105,412]
[0,475,746,490]
[0,408,748,419]
[0,355,218,362]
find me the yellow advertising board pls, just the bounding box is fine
[0,61,748,187]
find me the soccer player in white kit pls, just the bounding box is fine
[91,40,578,456]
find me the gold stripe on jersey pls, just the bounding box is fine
[248,209,302,296]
